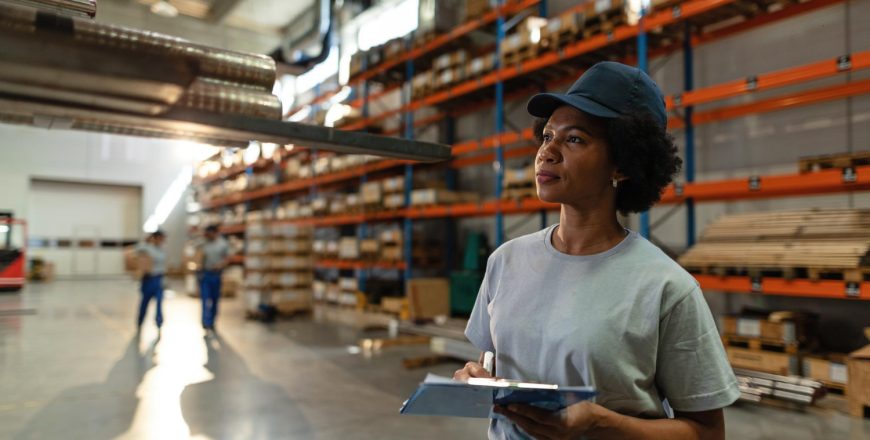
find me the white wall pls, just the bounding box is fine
[0,123,215,267]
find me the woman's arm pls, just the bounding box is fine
[495,402,724,440]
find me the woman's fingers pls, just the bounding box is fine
[453,361,492,380]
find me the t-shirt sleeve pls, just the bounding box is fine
[655,286,740,412]
[464,255,496,353]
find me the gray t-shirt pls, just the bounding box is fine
[465,225,740,439]
[200,237,229,270]
[135,242,166,275]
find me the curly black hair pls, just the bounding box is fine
[533,112,682,215]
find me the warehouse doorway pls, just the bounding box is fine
[27,180,142,278]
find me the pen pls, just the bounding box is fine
[483,351,494,376]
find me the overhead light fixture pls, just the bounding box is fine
[150,0,179,18]
[243,141,261,165]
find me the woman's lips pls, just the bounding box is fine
[536,171,559,184]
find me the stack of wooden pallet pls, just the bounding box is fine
[502,164,535,199]
[720,311,816,376]
[679,209,870,282]
[799,150,870,173]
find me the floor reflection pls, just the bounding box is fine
[179,332,310,439]
[14,336,155,440]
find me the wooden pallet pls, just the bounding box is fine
[502,186,537,200]
[723,334,800,354]
[799,151,870,173]
[502,43,539,66]
[727,347,799,375]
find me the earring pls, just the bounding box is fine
[612,178,618,188]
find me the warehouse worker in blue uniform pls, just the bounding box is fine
[198,225,230,331]
[136,230,166,334]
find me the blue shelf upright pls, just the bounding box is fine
[637,5,650,239]
[494,1,506,246]
[403,37,415,282]
[683,23,696,247]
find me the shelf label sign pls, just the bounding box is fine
[845,282,860,298]
[746,76,758,91]
[748,176,761,191]
[842,167,857,183]
[837,55,852,71]
[750,276,762,293]
[674,182,684,197]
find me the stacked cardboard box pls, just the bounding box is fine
[382,176,406,210]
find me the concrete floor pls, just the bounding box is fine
[0,279,867,440]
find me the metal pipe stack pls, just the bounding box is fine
[0,0,281,136]
[735,368,827,405]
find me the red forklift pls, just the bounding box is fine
[0,212,27,292]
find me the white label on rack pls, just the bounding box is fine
[830,363,848,384]
[737,318,761,337]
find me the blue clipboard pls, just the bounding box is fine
[400,374,596,418]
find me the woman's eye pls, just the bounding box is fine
[542,134,552,142]
[568,136,582,143]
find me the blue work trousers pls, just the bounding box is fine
[138,275,164,328]
[200,270,222,327]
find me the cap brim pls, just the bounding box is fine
[527,93,620,119]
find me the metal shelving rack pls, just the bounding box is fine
[194,0,870,302]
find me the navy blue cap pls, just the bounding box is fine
[527,61,667,128]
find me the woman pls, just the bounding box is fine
[456,62,739,439]
[136,230,167,333]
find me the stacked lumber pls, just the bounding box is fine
[679,209,870,282]
[736,368,826,405]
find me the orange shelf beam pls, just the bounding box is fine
[228,255,245,264]
[315,259,407,270]
[695,274,870,300]
[218,224,246,234]
[672,77,870,129]
[665,50,870,109]
[661,165,870,203]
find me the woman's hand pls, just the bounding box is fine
[494,401,601,440]
[453,361,493,380]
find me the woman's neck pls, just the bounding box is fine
[553,204,626,255]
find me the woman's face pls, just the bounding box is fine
[534,105,616,206]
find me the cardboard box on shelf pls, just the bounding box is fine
[383,193,405,210]
[311,196,329,215]
[381,296,407,314]
[338,237,360,260]
[466,53,495,78]
[802,355,848,387]
[339,277,359,292]
[380,229,403,244]
[411,189,479,206]
[465,0,492,20]
[361,181,382,205]
[381,245,402,261]
[360,239,380,256]
[406,278,450,321]
[382,176,405,193]
[848,340,870,417]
